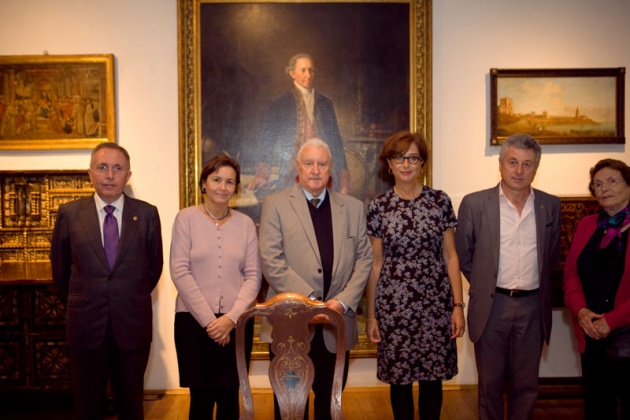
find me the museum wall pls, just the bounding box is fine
[1,0,629,390]
[432,0,630,385]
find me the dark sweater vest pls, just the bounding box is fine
[307,194,334,299]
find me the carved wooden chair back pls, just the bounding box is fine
[235,292,346,420]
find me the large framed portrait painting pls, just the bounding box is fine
[178,0,432,357]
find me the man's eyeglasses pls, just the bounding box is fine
[391,155,422,165]
[92,164,127,175]
[591,177,626,191]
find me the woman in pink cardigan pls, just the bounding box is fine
[563,159,630,419]
[170,155,261,419]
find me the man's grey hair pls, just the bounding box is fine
[285,53,315,76]
[297,138,332,162]
[499,134,542,168]
[91,142,131,168]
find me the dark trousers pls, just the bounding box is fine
[69,321,150,420]
[474,292,543,420]
[270,325,350,420]
[581,337,630,420]
[390,380,443,420]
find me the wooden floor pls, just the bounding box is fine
[2,386,585,419]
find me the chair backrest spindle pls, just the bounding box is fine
[236,292,346,420]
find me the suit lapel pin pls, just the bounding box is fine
[133,216,138,221]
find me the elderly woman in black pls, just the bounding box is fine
[564,159,630,419]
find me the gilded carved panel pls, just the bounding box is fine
[0,171,93,264]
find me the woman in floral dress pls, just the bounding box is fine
[366,131,465,420]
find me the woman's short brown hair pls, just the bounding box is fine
[199,154,241,193]
[378,131,429,167]
[588,158,630,196]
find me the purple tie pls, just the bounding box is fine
[103,205,119,268]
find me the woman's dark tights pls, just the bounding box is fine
[188,385,239,420]
[390,380,443,420]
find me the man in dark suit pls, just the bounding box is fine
[455,134,561,420]
[259,138,372,419]
[247,53,350,194]
[50,142,163,420]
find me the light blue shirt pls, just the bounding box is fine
[302,188,327,208]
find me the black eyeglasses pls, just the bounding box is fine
[391,155,421,165]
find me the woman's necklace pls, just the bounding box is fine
[203,202,230,225]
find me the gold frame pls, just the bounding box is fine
[0,54,116,150]
[178,0,432,358]
[490,67,625,145]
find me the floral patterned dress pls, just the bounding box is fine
[367,186,458,384]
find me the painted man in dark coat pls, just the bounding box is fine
[247,53,350,194]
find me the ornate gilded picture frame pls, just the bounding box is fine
[178,0,432,358]
[490,67,625,145]
[0,54,116,150]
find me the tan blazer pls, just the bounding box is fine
[259,184,373,352]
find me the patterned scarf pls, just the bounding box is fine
[597,203,630,249]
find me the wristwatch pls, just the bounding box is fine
[454,302,466,308]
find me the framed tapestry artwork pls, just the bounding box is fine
[490,67,625,145]
[550,196,600,308]
[178,0,432,358]
[0,54,116,150]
